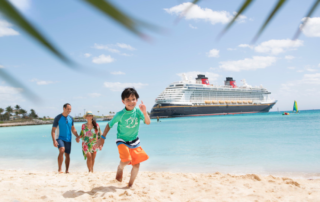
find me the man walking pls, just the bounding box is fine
[51,103,80,173]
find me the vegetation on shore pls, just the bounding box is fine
[0,105,39,122]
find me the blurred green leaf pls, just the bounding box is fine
[218,0,254,39]
[252,0,287,43]
[293,0,320,40]
[0,0,74,66]
[84,0,147,38]
[0,69,41,103]
[175,0,201,24]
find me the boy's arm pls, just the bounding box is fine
[139,101,150,125]
[94,124,111,149]
[71,126,80,143]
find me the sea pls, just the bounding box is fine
[0,110,320,178]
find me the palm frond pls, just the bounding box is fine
[293,0,320,40]
[252,0,287,43]
[0,69,41,103]
[218,0,254,39]
[175,0,201,24]
[84,0,148,38]
[0,0,75,66]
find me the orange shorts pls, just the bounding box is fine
[117,144,149,165]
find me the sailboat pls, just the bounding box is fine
[293,100,298,113]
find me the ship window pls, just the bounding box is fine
[176,84,184,87]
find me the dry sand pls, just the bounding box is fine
[1,170,320,202]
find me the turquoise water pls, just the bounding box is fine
[0,110,320,177]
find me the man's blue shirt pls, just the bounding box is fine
[53,114,74,142]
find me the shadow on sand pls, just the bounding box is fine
[63,186,129,198]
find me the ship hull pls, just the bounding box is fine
[150,102,276,118]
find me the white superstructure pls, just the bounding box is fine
[155,74,276,106]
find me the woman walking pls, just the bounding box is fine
[78,111,101,172]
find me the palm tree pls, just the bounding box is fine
[6,106,13,115]
[109,111,112,115]
[29,109,38,118]
[19,109,27,118]
[0,108,4,121]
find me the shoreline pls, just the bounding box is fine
[0,119,109,127]
[1,170,319,201]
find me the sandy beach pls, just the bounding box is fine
[1,170,320,202]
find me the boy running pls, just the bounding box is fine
[95,88,150,187]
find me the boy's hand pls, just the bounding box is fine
[76,136,80,143]
[139,101,147,113]
[94,138,105,150]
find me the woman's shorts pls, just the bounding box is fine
[117,144,149,165]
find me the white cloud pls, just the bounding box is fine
[0,86,23,102]
[207,49,220,58]
[285,55,294,60]
[0,20,19,37]
[300,17,320,37]
[84,53,91,58]
[177,71,219,83]
[189,24,198,29]
[111,71,125,75]
[301,73,320,84]
[93,43,120,53]
[219,56,277,72]
[297,70,304,73]
[319,63,320,67]
[117,43,136,51]
[306,68,317,72]
[92,54,114,64]
[9,0,30,11]
[227,48,236,51]
[104,82,148,92]
[164,3,243,25]
[88,93,101,98]
[238,44,253,48]
[254,39,303,55]
[30,79,55,85]
[287,66,295,70]
[0,65,4,68]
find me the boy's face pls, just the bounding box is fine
[122,94,137,111]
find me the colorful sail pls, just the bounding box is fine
[293,100,298,113]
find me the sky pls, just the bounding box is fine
[1,0,320,117]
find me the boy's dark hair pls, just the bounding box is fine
[121,88,139,100]
[63,103,71,108]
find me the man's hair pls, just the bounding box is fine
[63,103,71,108]
[121,88,139,100]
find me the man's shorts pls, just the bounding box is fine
[117,144,149,165]
[56,139,71,154]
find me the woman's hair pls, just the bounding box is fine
[87,115,98,131]
[92,118,98,131]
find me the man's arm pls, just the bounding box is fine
[51,127,58,147]
[71,126,80,143]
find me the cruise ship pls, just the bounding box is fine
[150,74,277,118]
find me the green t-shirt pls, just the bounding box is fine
[108,107,145,142]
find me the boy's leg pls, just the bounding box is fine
[116,144,132,182]
[116,160,130,182]
[128,163,140,187]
